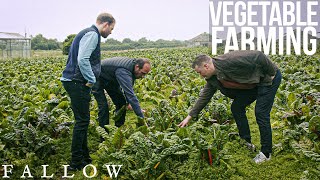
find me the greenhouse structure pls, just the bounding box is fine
[0,32,31,59]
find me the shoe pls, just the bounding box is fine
[67,164,83,172]
[67,160,87,171]
[83,157,92,164]
[240,139,256,152]
[245,142,256,152]
[253,152,271,163]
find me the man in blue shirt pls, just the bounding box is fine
[60,12,115,171]
[92,57,151,128]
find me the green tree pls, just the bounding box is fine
[105,38,121,45]
[47,39,60,50]
[31,34,46,50]
[62,34,76,55]
[122,38,133,44]
[31,34,60,50]
[138,37,148,43]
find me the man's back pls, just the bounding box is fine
[100,57,135,82]
[213,50,278,85]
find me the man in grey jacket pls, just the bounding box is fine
[178,50,281,163]
[93,57,151,128]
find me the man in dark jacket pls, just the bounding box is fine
[178,50,282,163]
[93,57,151,128]
[60,12,115,171]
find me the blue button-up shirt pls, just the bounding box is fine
[61,27,99,84]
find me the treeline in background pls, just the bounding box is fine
[30,34,188,54]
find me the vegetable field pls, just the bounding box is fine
[0,47,319,179]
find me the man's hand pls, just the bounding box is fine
[127,104,133,110]
[178,115,192,127]
[127,104,146,113]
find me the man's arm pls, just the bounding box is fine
[115,68,144,118]
[258,52,277,76]
[179,82,216,127]
[188,82,216,118]
[78,31,99,85]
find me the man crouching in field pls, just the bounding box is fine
[92,57,151,128]
[178,50,282,163]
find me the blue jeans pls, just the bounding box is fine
[220,70,282,154]
[62,81,91,165]
[92,79,127,128]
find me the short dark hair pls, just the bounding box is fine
[192,54,212,68]
[96,13,115,24]
[135,58,151,69]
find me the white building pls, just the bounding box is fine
[0,32,31,59]
[187,32,211,47]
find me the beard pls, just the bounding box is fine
[102,33,109,38]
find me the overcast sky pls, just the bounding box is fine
[0,0,209,42]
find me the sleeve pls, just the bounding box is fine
[188,82,217,118]
[78,31,99,84]
[259,53,277,76]
[256,52,278,84]
[115,68,144,118]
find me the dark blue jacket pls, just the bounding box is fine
[62,25,101,82]
[97,57,144,118]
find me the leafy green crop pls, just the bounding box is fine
[0,48,319,179]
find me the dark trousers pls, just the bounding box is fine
[220,70,282,154]
[62,81,91,164]
[92,80,127,128]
